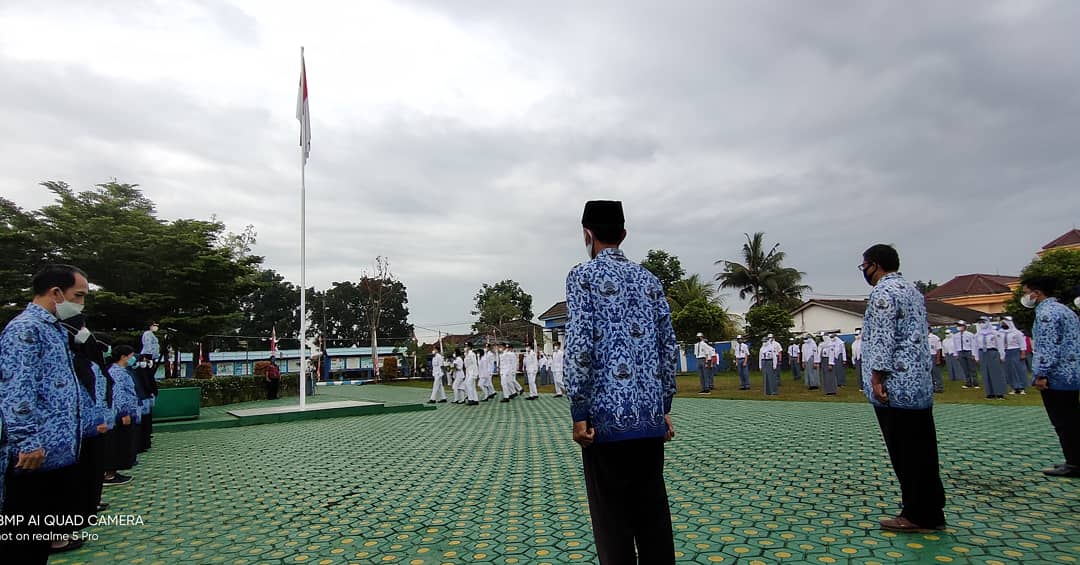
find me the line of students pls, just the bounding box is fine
[428,342,566,405]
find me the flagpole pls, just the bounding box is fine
[298,45,308,410]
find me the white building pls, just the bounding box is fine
[790,299,986,336]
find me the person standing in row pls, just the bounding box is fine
[265,356,281,399]
[499,344,518,402]
[852,329,864,390]
[428,346,447,404]
[551,342,566,398]
[734,336,751,390]
[977,318,1007,399]
[833,334,849,387]
[760,334,781,396]
[694,333,714,394]
[1001,317,1028,395]
[788,340,802,382]
[0,265,89,563]
[1021,275,1080,477]
[802,335,820,390]
[859,244,946,532]
[953,321,980,389]
[565,200,678,564]
[103,345,139,487]
[820,333,839,396]
[928,328,945,394]
[450,349,467,404]
[943,328,960,383]
[523,345,540,400]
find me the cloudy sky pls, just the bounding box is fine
[3,0,1078,341]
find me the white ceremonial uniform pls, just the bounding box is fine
[452,356,466,402]
[479,350,497,398]
[499,350,519,399]
[551,348,566,396]
[464,349,480,402]
[430,352,446,402]
[523,349,539,398]
[802,338,819,388]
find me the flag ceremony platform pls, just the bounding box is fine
[153,385,434,433]
[53,385,1079,565]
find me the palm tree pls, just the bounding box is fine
[715,232,811,309]
[667,274,720,311]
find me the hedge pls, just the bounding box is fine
[158,374,300,407]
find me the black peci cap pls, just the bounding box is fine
[582,200,624,226]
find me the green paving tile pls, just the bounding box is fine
[50,388,1080,564]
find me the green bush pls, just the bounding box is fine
[158,375,299,407]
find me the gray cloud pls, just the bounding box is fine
[2,0,1079,338]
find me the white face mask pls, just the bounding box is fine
[1075,296,1080,308]
[74,327,92,344]
[53,293,84,320]
[1020,293,1038,309]
[151,325,159,332]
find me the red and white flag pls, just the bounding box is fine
[296,48,311,164]
[270,326,278,358]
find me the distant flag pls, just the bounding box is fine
[270,326,278,358]
[198,342,204,365]
[296,47,311,164]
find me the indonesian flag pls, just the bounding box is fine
[296,48,311,164]
[270,326,278,358]
[198,342,204,364]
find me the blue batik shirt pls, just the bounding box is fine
[109,364,139,422]
[1032,298,1080,391]
[861,273,934,410]
[78,363,111,437]
[0,303,82,470]
[564,248,679,443]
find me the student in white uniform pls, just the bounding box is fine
[499,344,519,402]
[464,345,481,405]
[851,329,863,390]
[480,345,497,400]
[1000,317,1028,395]
[523,346,540,400]
[787,341,802,382]
[551,342,566,397]
[759,334,781,395]
[832,334,848,387]
[429,346,447,404]
[451,349,466,403]
[802,335,819,390]
[953,321,980,389]
[820,333,838,395]
[928,327,944,393]
[734,336,751,390]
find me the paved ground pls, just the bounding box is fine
[52,385,1079,564]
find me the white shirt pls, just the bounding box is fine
[480,351,495,375]
[1003,328,1026,350]
[694,340,713,359]
[432,353,444,377]
[952,331,976,353]
[942,336,955,355]
[759,340,781,368]
[551,349,564,371]
[787,344,801,361]
[499,351,517,377]
[453,356,464,377]
[832,338,847,363]
[465,350,479,374]
[852,338,862,361]
[801,340,817,364]
[734,343,750,359]
[523,350,538,370]
[539,355,550,370]
[927,334,942,357]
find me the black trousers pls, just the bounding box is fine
[266,378,281,400]
[1041,389,1080,466]
[76,435,107,519]
[581,437,674,565]
[873,406,946,527]
[1,464,80,564]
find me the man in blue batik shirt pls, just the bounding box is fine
[859,245,946,533]
[1021,275,1080,477]
[0,264,89,563]
[565,200,678,565]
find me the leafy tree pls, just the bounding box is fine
[672,299,734,343]
[914,280,939,295]
[472,280,533,332]
[310,278,412,347]
[0,198,47,326]
[668,274,720,310]
[715,232,810,310]
[743,303,795,364]
[237,269,301,339]
[28,181,261,346]
[1005,249,1080,333]
[641,249,686,294]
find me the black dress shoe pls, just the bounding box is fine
[97,502,110,512]
[437,399,448,403]
[427,400,437,404]
[50,539,86,554]
[1043,464,1080,477]
[500,398,511,403]
[526,396,538,400]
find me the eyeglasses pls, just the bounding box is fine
[857,263,872,272]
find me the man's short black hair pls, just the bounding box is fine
[1021,275,1058,297]
[32,264,87,296]
[584,223,625,245]
[862,244,900,271]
